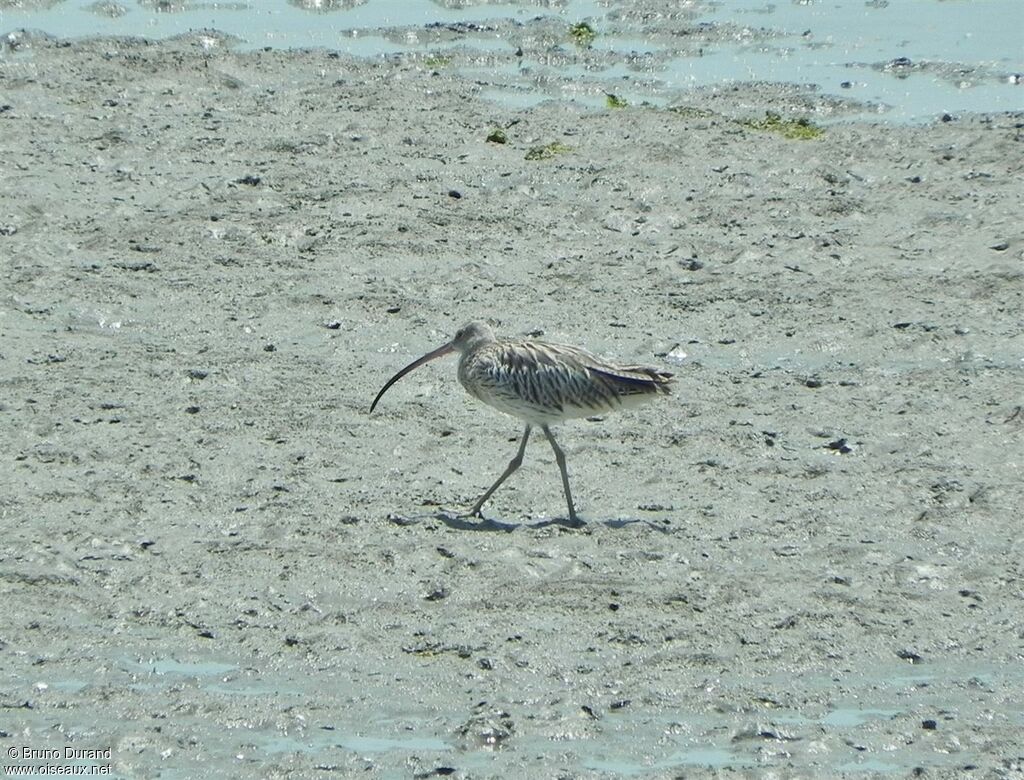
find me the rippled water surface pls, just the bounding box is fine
[2,0,1022,121]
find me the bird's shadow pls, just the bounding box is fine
[432,511,589,532]
[432,511,669,534]
[434,512,519,532]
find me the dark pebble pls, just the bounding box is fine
[826,438,853,454]
[424,587,449,601]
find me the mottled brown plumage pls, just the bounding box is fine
[370,321,672,524]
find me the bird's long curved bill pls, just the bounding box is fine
[369,341,456,413]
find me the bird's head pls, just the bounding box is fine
[370,321,496,413]
[450,321,494,353]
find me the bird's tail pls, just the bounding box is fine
[593,366,673,397]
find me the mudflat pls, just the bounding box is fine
[2,30,1022,778]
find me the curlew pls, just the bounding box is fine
[370,322,672,525]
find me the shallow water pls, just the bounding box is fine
[2,0,1021,121]
[17,650,1022,775]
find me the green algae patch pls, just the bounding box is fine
[569,22,596,47]
[525,142,573,161]
[423,53,452,68]
[741,112,824,140]
[605,92,628,109]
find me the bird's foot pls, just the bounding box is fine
[441,506,515,532]
[454,504,495,525]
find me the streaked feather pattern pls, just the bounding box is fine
[458,332,673,424]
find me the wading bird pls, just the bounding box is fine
[370,322,672,525]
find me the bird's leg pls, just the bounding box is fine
[541,425,581,526]
[469,425,531,518]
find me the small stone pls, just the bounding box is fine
[826,438,853,454]
[897,648,923,664]
[424,587,449,602]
